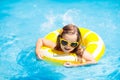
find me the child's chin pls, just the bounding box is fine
[64,50,71,53]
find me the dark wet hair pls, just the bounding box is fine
[54,24,84,61]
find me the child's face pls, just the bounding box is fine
[60,34,78,53]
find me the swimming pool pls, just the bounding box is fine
[0,0,120,80]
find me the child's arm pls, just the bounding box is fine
[82,50,97,64]
[64,50,97,67]
[36,38,56,59]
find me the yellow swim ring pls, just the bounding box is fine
[41,28,105,65]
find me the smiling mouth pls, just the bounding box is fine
[64,47,70,51]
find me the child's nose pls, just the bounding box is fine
[66,45,72,48]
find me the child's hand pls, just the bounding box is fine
[64,62,83,67]
[36,50,44,60]
[64,62,75,67]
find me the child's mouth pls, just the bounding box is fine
[64,47,70,51]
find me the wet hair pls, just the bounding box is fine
[54,24,84,62]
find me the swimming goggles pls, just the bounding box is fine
[60,38,79,48]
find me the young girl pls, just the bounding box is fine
[36,24,97,67]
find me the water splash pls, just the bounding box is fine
[14,46,65,80]
[107,69,120,80]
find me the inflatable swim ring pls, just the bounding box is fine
[41,28,105,65]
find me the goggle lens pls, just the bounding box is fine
[61,40,68,46]
[71,43,78,47]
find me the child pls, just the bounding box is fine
[36,24,97,67]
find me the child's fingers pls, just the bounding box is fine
[64,62,73,67]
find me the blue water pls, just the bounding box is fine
[0,0,120,80]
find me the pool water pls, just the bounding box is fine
[0,0,120,80]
